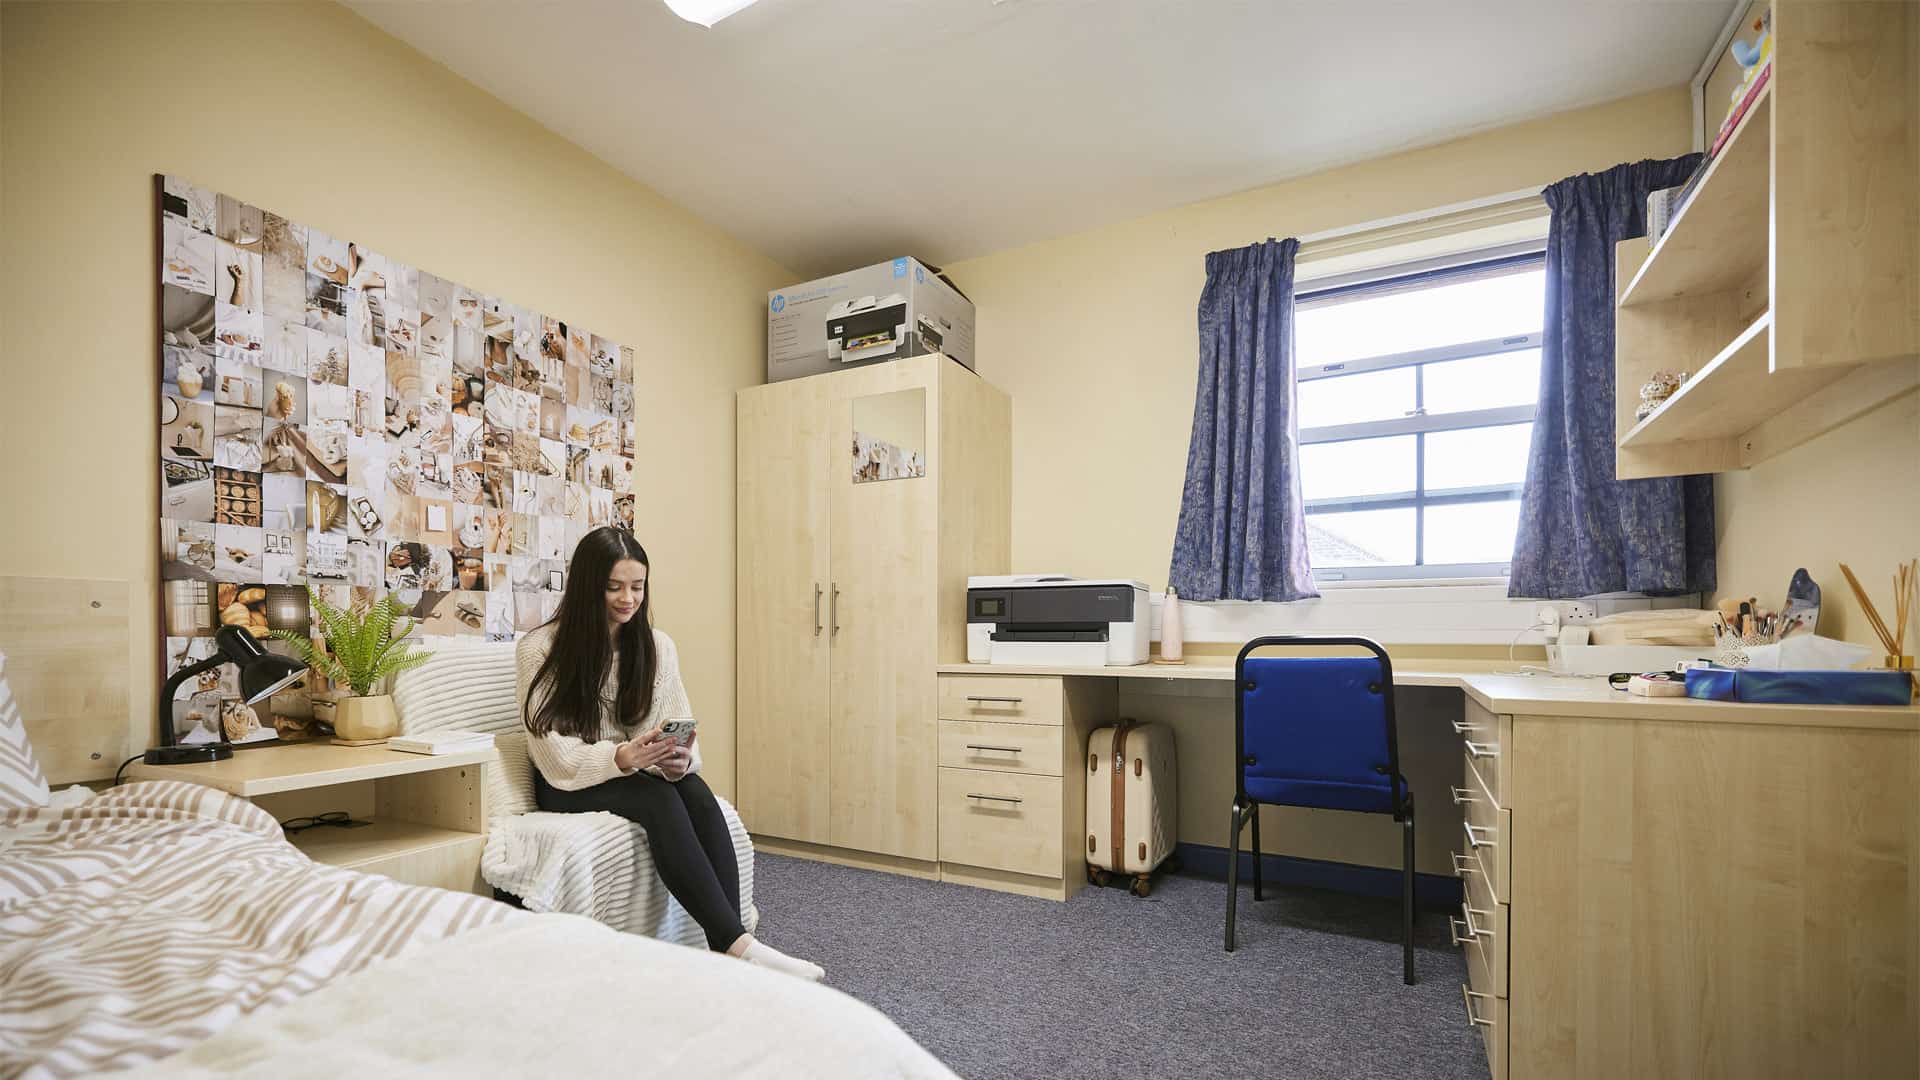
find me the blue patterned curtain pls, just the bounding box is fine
[1168,238,1318,602]
[1509,158,1717,598]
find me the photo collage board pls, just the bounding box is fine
[157,174,638,747]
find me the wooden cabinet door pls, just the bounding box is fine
[827,372,939,860]
[734,378,831,843]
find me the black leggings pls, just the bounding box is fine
[533,769,745,951]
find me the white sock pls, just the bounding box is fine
[734,935,825,982]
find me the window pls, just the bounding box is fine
[1294,253,1545,581]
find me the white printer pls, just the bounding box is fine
[825,293,908,363]
[965,575,1151,667]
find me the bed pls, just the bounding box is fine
[0,578,954,1079]
[0,780,954,1079]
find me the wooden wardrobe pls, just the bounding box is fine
[735,354,1010,864]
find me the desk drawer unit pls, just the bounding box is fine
[938,720,1063,777]
[1457,698,1509,807]
[1458,755,1511,903]
[938,675,1064,725]
[1453,841,1509,998]
[937,767,1063,879]
[1462,916,1510,1080]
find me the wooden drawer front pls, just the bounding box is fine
[1459,755,1511,904]
[1452,844,1509,999]
[937,767,1062,879]
[938,675,1064,725]
[1457,698,1508,808]
[1462,918,1510,1080]
[939,720,1063,777]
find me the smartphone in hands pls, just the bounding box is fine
[658,718,697,746]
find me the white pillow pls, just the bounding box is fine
[0,651,52,809]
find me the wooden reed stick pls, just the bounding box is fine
[1895,559,1914,656]
[1838,562,1898,654]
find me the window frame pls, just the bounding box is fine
[1293,250,1546,583]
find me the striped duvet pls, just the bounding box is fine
[0,781,513,1079]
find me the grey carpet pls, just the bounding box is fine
[752,853,1489,1080]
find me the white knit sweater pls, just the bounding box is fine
[516,623,701,790]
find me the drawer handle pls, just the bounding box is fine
[964,744,1022,754]
[966,696,1024,705]
[1463,820,1496,850]
[1464,739,1499,760]
[1460,984,1494,1028]
[1461,901,1495,939]
[966,793,1023,805]
[1451,720,1486,735]
[1447,915,1469,948]
[1449,785,1477,806]
[1452,853,1479,877]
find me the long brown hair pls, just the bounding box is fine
[524,527,656,738]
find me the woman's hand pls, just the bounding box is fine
[614,729,675,773]
[658,732,696,781]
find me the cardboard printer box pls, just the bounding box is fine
[767,257,975,383]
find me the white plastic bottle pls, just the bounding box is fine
[1159,587,1184,663]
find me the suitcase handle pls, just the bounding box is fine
[966,793,1023,805]
[965,696,1024,705]
[964,744,1022,754]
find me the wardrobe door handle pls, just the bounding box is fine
[830,583,840,634]
[813,584,823,635]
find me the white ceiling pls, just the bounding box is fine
[349,0,1734,278]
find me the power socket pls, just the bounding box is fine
[1537,600,1596,625]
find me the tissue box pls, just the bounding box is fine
[1684,667,1914,706]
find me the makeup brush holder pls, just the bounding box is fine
[1714,628,1776,669]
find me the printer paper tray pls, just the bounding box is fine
[987,641,1110,668]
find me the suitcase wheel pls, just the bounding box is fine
[1129,875,1153,898]
[1088,866,1112,887]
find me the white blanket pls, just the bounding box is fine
[134,915,958,1079]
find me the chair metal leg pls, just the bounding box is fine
[1401,809,1416,985]
[1225,800,1246,952]
[1250,803,1263,902]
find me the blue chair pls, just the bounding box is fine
[1225,635,1416,984]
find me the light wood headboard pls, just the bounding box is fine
[0,576,131,784]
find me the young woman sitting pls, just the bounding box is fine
[517,526,824,981]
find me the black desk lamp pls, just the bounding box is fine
[147,624,308,765]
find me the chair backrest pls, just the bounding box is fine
[1234,636,1405,814]
[391,638,535,818]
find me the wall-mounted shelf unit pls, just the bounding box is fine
[1614,0,1918,482]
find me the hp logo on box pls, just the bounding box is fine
[770,295,786,313]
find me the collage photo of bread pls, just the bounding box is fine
[157,174,641,745]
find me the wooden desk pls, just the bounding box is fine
[939,661,1920,1080]
[126,741,496,895]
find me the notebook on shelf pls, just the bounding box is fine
[388,730,495,755]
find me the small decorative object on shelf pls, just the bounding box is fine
[272,588,431,745]
[1635,369,1689,421]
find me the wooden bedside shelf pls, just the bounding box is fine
[125,739,497,895]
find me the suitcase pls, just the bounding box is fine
[1085,719,1178,896]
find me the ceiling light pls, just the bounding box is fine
[663,0,760,27]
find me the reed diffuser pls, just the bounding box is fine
[1837,559,1916,672]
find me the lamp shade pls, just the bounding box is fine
[212,625,308,704]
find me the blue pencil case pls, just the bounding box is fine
[1684,667,1915,706]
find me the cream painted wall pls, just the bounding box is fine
[945,89,1698,867]
[1715,393,1920,650]
[0,2,792,795]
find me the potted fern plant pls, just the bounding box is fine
[272,589,431,744]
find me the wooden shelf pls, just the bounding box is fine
[1619,84,1771,309]
[125,739,496,797]
[289,818,484,871]
[1619,312,1835,448]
